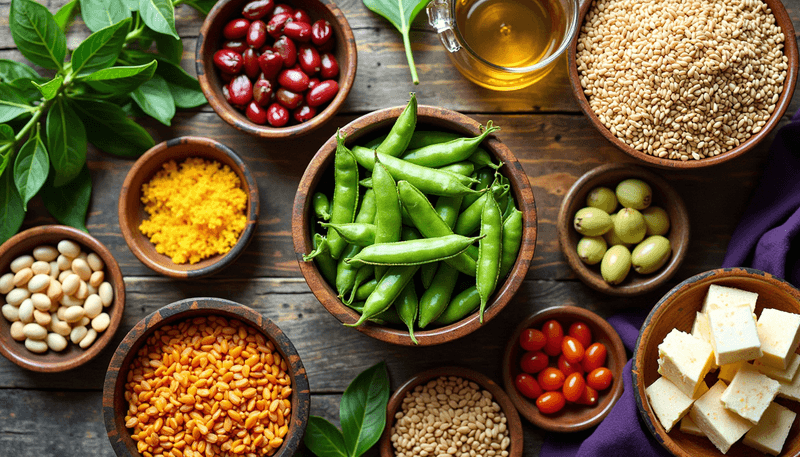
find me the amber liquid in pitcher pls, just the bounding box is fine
[454,0,566,69]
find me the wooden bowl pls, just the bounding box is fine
[103,297,310,457]
[0,225,125,372]
[118,137,259,278]
[633,268,800,457]
[196,0,357,138]
[502,306,626,432]
[557,163,690,296]
[378,366,524,457]
[567,0,798,169]
[292,105,538,346]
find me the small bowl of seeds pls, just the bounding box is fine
[378,366,524,457]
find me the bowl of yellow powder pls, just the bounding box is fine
[119,137,259,278]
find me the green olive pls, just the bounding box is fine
[577,236,607,265]
[631,235,671,274]
[614,208,647,244]
[642,206,670,236]
[601,245,632,285]
[616,179,652,210]
[573,207,612,237]
[586,187,617,214]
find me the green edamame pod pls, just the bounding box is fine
[404,131,461,151]
[418,263,459,328]
[355,278,378,301]
[468,147,502,170]
[401,206,415,227]
[438,161,475,177]
[436,195,464,232]
[359,177,373,188]
[454,184,509,236]
[357,189,377,223]
[320,223,376,246]
[346,265,420,327]
[311,234,337,285]
[401,121,500,168]
[344,265,374,305]
[363,133,388,149]
[396,282,419,344]
[435,286,480,325]
[334,189,377,297]
[346,301,403,325]
[373,158,402,279]
[420,262,438,289]
[376,93,417,157]
[502,195,516,221]
[345,235,482,267]
[461,168,495,210]
[499,209,523,279]
[477,192,502,323]
[313,192,331,221]
[401,226,421,241]
[324,132,360,260]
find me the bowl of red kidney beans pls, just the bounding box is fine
[196,0,357,137]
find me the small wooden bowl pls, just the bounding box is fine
[0,225,125,372]
[118,137,259,278]
[292,105,538,346]
[196,0,357,138]
[378,366,524,457]
[502,306,626,432]
[567,0,798,169]
[633,268,800,457]
[103,297,310,457]
[557,163,690,296]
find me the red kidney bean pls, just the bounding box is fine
[242,48,261,79]
[278,68,309,92]
[308,78,320,90]
[214,49,244,74]
[247,20,268,49]
[276,87,303,109]
[228,75,253,105]
[272,36,297,67]
[293,103,316,123]
[257,50,284,79]
[246,101,269,124]
[292,9,311,24]
[223,40,248,54]
[272,3,293,15]
[298,45,321,75]
[306,80,338,106]
[267,103,289,126]
[283,21,311,42]
[320,52,339,79]
[311,20,332,47]
[252,79,274,106]
[266,12,293,39]
[242,0,274,20]
[223,18,250,40]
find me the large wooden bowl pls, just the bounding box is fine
[557,163,690,296]
[196,0,357,138]
[118,137,259,278]
[103,298,310,457]
[567,0,798,169]
[378,366,524,457]
[0,225,125,372]
[633,268,800,457]
[502,306,626,432]
[292,105,538,346]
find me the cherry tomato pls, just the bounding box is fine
[586,367,613,391]
[562,372,586,402]
[515,373,543,400]
[557,354,584,376]
[537,367,565,391]
[568,322,592,348]
[576,385,599,406]
[519,328,546,352]
[561,336,585,364]
[536,391,566,414]
[542,320,564,356]
[520,351,548,374]
[582,343,607,373]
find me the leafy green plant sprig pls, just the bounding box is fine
[0,0,214,243]
[362,0,428,85]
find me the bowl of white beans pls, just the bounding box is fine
[0,225,125,372]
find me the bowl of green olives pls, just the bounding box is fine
[557,164,690,296]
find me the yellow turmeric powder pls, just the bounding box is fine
[139,158,248,264]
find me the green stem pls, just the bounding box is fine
[403,32,419,85]
[125,13,146,42]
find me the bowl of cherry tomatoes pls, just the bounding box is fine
[502,305,627,432]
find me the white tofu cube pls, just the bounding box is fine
[708,305,763,366]
[719,361,745,383]
[756,308,800,369]
[692,312,712,343]
[720,364,780,424]
[777,368,800,401]
[702,284,758,313]
[657,329,715,398]
[743,402,796,456]
[646,377,700,432]
[755,352,800,383]
[690,380,753,454]
[679,415,705,437]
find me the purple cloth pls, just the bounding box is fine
[541,109,800,457]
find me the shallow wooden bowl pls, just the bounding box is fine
[292,105,538,346]
[633,268,800,457]
[567,0,798,169]
[378,366,524,457]
[103,297,310,457]
[502,306,626,432]
[0,225,125,372]
[118,136,259,278]
[196,0,357,138]
[557,163,690,296]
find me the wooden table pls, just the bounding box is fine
[1,0,799,455]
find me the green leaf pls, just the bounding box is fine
[9,0,67,70]
[138,0,179,39]
[47,97,87,187]
[182,0,218,16]
[0,83,35,123]
[124,0,138,11]
[131,74,175,126]
[362,0,427,84]
[154,32,183,64]
[155,60,206,108]
[0,60,40,83]
[81,60,157,94]
[0,167,25,244]
[340,361,390,457]
[54,0,80,32]
[0,125,14,145]
[14,130,49,210]
[32,75,64,100]
[79,0,132,33]
[304,416,349,457]
[71,18,131,77]
[42,164,91,232]
[71,98,154,157]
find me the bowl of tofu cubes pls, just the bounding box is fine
[633,267,800,457]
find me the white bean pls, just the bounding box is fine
[30,293,51,311]
[75,280,89,300]
[89,271,104,288]
[33,309,51,327]
[27,274,51,293]
[25,338,48,353]
[0,273,14,294]
[22,323,47,340]
[56,306,68,321]
[87,253,104,272]
[30,261,50,275]
[33,245,59,262]
[63,306,84,323]
[12,268,33,287]
[70,325,88,344]
[57,240,81,258]
[2,304,20,322]
[77,252,88,261]
[49,261,59,278]
[87,284,97,296]
[71,258,91,281]
[56,255,71,271]
[10,321,25,341]
[60,294,83,307]
[47,280,63,303]
[6,288,30,306]
[92,313,110,332]
[79,328,97,348]
[18,299,34,323]
[57,269,71,283]
[84,294,103,319]
[10,255,34,273]
[46,333,68,351]
[61,274,80,296]
[99,282,113,307]
[51,318,71,337]
[78,316,90,327]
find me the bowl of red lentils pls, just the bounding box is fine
[103,297,310,457]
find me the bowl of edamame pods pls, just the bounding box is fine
[292,95,537,346]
